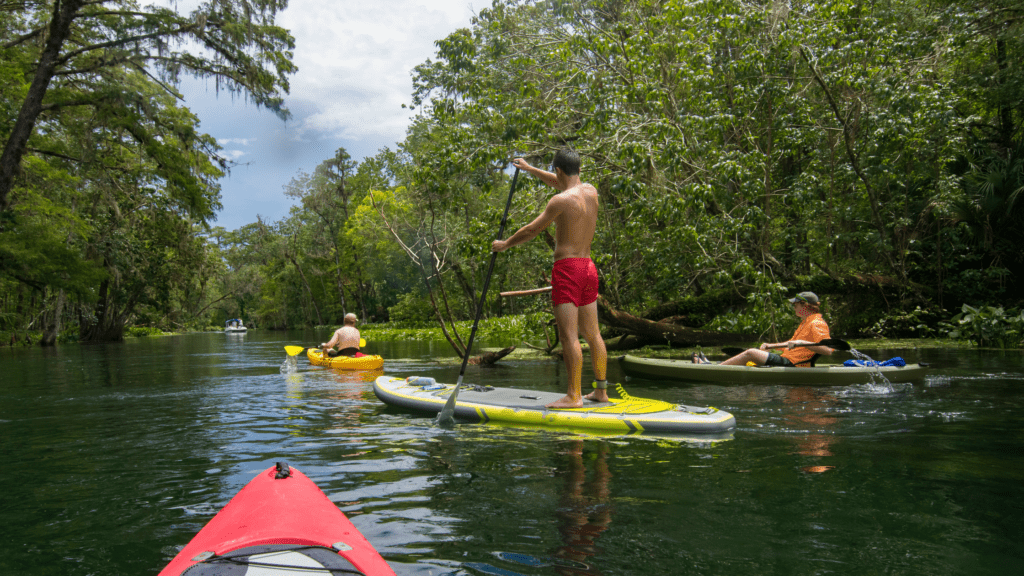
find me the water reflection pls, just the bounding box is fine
[783,387,838,473]
[551,439,612,575]
[466,437,614,576]
[329,367,385,384]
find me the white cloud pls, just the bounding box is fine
[277,0,489,141]
[217,138,256,146]
[174,0,492,229]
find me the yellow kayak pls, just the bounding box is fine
[306,349,384,370]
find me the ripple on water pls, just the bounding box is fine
[4,336,1024,576]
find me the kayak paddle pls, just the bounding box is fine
[721,338,850,358]
[285,338,366,356]
[436,166,521,428]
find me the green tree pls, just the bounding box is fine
[284,148,376,323]
[0,0,296,342]
[1,0,295,208]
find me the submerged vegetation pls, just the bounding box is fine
[2,1,1022,350]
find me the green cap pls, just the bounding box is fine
[788,291,819,304]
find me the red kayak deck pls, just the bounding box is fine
[158,463,394,575]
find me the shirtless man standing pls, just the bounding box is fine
[492,149,609,409]
[321,313,362,357]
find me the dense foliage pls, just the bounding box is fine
[1,0,294,343]
[3,0,1022,349]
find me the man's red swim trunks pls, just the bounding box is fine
[551,258,599,307]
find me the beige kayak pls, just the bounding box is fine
[619,354,929,385]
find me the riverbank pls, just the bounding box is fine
[2,323,1008,359]
[0,325,224,347]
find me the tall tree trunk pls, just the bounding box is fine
[350,251,369,320]
[39,288,66,346]
[80,278,127,341]
[287,253,324,325]
[996,39,1012,150]
[799,46,904,284]
[332,250,348,316]
[0,0,84,209]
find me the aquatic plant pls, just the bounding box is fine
[361,312,550,347]
[945,304,1024,348]
[125,326,168,338]
[868,306,946,338]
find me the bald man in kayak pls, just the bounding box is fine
[492,149,609,409]
[321,313,364,358]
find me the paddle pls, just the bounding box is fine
[284,338,366,357]
[721,338,850,357]
[436,166,521,428]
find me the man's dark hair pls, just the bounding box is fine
[552,148,581,176]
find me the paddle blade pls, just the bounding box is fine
[360,338,366,347]
[284,346,306,356]
[820,338,851,351]
[436,378,462,428]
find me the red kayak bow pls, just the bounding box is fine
[158,462,394,575]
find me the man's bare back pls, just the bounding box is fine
[329,326,360,349]
[493,164,598,260]
[550,183,599,261]
[322,313,361,355]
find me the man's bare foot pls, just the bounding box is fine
[584,390,609,402]
[546,395,583,409]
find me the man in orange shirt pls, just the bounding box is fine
[703,292,833,367]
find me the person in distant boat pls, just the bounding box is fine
[696,291,833,367]
[321,313,363,358]
[492,149,609,409]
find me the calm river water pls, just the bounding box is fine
[1,331,1022,575]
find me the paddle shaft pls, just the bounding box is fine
[721,338,849,357]
[438,168,520,422]
[458,167,520,384]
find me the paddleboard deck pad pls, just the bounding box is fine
[158,462,394,576]
[374,376,736,434]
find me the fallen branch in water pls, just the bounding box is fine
[470,345,516,365]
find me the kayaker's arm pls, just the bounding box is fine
[322,329,342,349]
[785,340,833,355]
[761,340,834,355]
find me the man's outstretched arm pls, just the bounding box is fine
[513,158,559,188]
[493,196,564,252]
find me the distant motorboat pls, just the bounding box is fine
[224,319,247,333]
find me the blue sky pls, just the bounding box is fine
[175,0,492,231]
